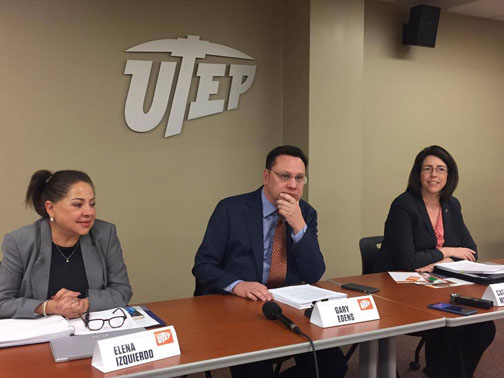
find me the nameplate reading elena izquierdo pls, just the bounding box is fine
[91,326,180,373]
[310,295,380,328]
[482,283,504,307]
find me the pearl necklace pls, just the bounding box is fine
[53,241,80,263]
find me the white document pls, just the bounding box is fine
[388,271,473,287]
[269,284,347,310]
[435,261,504,275]
[0,306,163,348]
[388,272,428,283]
[426,277,474,288]
[0,315,73,348]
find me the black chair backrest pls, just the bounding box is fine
[359,236,384,274]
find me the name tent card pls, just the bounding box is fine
[482,283,504,306]
[310,295,380,328]
[92,326,180,373]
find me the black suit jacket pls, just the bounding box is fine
[373,191,477,272]
[192,187,325,295]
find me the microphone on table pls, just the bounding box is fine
[262,301,320,378]
[262,301,302,335]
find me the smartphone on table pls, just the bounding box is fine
[341,283,380,293]
[427,302,477,316]
[125,306,144,319]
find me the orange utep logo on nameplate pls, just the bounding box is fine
[358,298,373,311]
[154,329,174,346]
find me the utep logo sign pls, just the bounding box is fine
[124,35,256,138]
[357,298,373,311]
[154,329,174,346]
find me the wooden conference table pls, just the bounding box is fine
[0,285,446,378]
[329,272,504,327]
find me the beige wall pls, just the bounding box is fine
[1,0,504,302]
[282,0,310,199]
[0,0,283,302]
[362,1,504,264]
[308,0,365,278]
[282,0,310,156]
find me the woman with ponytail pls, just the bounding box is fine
[0,170,132,319]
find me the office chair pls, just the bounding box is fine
[344,236,384,362]
[359,236,383,275]
[348,236,425,372]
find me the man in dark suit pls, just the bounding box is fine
[193,145,347,378]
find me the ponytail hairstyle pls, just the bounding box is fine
[25,170,94,218]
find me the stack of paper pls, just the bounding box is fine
[435,261,504,275]
[269,284,347,309]
[0,306,165,348]
[0,315,73,348]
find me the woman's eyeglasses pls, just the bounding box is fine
[421,165,448,174]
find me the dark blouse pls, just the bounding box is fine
[47,242,89,299]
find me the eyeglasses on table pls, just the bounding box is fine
[80,307,127,331]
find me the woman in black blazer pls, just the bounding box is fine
[374,146,495,378]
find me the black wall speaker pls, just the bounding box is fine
[402,5,441,47]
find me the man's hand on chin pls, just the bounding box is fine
[232,281,273,301]
[276,193,306,234]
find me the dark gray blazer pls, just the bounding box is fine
[0,218,132,318]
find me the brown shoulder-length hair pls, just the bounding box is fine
[407,145,458,200]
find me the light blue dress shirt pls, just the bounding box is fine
[224,188,307,292]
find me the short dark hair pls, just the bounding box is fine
[407,145,458,200]
[25,170,95,218]
[265,145,308,170]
